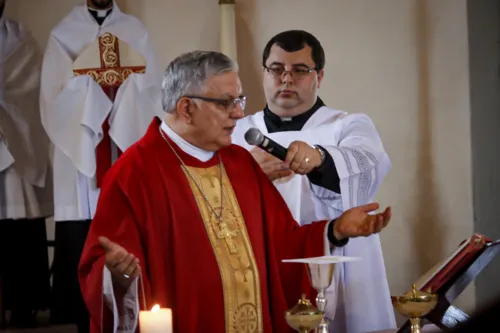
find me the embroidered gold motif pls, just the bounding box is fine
[234,303,258,332]
[183,165,262,333]
[99,33,119,67]
[72,33,145,85]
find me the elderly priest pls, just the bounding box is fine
[79,50,392,333]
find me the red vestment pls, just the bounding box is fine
[79,117,329,332]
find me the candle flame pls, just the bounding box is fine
[151,304,160,313]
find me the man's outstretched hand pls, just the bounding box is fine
[334,203,391,240]
[99,236,141,289]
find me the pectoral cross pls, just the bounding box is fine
[216,222,239,254]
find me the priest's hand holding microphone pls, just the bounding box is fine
[245,128,324,181]
[250,141,324,180]
[245,128,391,241]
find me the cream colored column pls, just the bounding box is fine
[219,0,237,62]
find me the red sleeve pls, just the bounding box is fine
[78,178,150,333]
[248,153,329,307]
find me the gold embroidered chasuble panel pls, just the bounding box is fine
[183,164,263,333]
[72,32,146,85]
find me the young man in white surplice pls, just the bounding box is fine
[232,30,396,333]
[39,0,162,331]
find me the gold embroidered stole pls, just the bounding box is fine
[183,164,263,333]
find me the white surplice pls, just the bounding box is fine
[0,16,53,219]
[232,106,396,333]
[39,0,163,221]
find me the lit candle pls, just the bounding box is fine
[139,304,172,333]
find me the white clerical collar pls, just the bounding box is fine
[88,7,110,18]
[84,1,118,26]
[160,121,214,162]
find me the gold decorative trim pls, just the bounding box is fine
[100,32,120,68]
[72,32,145,85]
[73,66,145,85]
[183,165,263,333]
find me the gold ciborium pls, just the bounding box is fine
[285,294,323,333]
[391,284,438,333]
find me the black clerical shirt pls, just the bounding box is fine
[88,8,112,26]
[263,97,341,193]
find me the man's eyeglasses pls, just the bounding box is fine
[264,66,316,78]
[183,95,246,112]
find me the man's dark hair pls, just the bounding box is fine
[262,30,325,70]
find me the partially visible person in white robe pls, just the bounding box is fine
[232,30,396,333]
[0,0,52,327]
[39,0,162,331]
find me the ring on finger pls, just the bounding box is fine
[304,156,311,163]
[123,273,130,279]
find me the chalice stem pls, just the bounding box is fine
[316,290,327,312]
[315,290,329,333]
[409,317,422,333]
[315,321,329,333]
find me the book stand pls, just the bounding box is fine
[398,237,500,332]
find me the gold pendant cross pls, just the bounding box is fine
[216,222,239,254]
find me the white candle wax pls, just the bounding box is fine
[139,305,172,333]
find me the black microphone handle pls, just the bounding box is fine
[259,137,288,161]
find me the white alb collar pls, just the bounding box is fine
[160,121,214,162]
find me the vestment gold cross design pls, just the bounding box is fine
[235,304,258,332]
[216,222,239,254]
[236,255,252,282]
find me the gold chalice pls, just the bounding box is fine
[391,284,438,333]
[306,261,335,333]
[283,255,361,333]
[285,294,323,333]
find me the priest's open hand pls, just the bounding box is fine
[250,147,294,181]
[98,236,141,289]
[334,203,391,240]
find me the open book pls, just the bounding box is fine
[411,234,491,293]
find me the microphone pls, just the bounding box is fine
[244,128,288,161]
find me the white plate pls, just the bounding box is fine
[282,255,362,264]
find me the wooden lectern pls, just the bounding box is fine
[398,234,500,332]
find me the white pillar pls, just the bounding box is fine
[219,0,237,62]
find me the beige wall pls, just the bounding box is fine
[5,0,475,322]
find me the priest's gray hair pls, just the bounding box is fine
[161,51,238,113]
